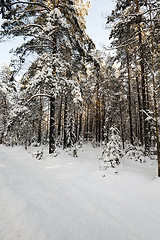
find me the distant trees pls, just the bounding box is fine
[106,0,160,175]
[0,64,17,144]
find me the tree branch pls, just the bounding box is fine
[26,93,52,105]
[9,1,51,12]
[104,39,139,51]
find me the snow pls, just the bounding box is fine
[53,8,62,19]
[0,144,160,240]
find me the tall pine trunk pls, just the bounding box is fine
[96,82,100,143]
[139,31,149,153]
[63,95,68,149]
[75,112,78,141]
[37,95,42,144]
[57,95,63,136]
[49,97,56,154]
[136,0,149,154]
[85,104,89,141]
[146,82,151,148]
[148,0,160,176]
[101,95,106,142]
[126,48,134,145]
[119,101,125,149]
[98,97,101,143]
[79,113,82,137]
[136,75,143,145]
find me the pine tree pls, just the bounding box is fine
[0,0,95,152]
[106,0,160,176]
[66,112,76,148]
[0,64,17,144]
[99,127,123,170]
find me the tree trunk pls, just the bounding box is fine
[89,116,93,139]
[49,97,56,154]
[37,96,42,144]
[57,95,63,136]
[148,0,160,176]
[85,104,89,141]
[119,101,125,149]
[101,95,106,142]
[136,0,149,153]
[98,98,101,143]
[63,95,68,149]
[136,75,143,145]
[75,112,78,141]
[79,113,82,137]
[139,28,149,154]
[126,48,134,145]
[146,82,151,148]
[96,82,100,143]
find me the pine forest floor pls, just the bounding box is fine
[0,143,160,240]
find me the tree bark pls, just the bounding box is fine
[85,104,89,141]
[63,95,68,149]
[119,101,125,149]
[136,75,143,145]
[146,82,151,148]
[101,95,106,142]
[96,82,100,143]
[75,112,78,141]
[136,0,149,153]
[148,0,160,176]
[57,95,63,136]
[126,48,134,145]
[49,97,56,154]
[79,113,82,137]
[37,95,42,144]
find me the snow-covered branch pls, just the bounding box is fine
[25,23,45,32]
[142,110,156,123]
[9,1,51,12]
[104,39,138,51]
[124,7,160,18]
[26,93,52,105]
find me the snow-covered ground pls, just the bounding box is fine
[0,144,160,240]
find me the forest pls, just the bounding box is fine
[0,0,160,175]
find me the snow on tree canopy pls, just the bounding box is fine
[125,144,145,163]
[52,8,62,19]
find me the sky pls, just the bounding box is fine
[85,0,115,49]
[0,0,115,69]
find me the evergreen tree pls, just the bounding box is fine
[106,0,159,156]
[66,111,76,148]
[99,127,123,170]
[0,64,17,144]
[0,0,95,152]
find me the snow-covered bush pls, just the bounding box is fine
[125,144,145,163]
[92,138,100,148]
[32,149,43,160]
[73,144,78,157]
[78,136,83,148]
[99,127,123,170]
